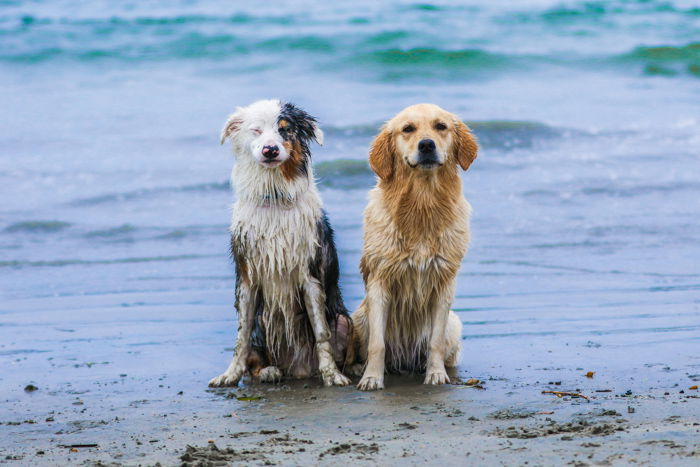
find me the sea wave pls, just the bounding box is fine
[501,0,700,24]
[3,220,72,233]
[2,7,699,81]
[0,254,215,269]
[84,224,138,239]
[315,159,373,188]
[69,181,229,207]
[618,42,700,78]
[352,47,512,68]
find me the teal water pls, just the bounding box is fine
[1,0,699,413]
[2,0,700,75]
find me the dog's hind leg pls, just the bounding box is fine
[259,366,283,383]
[330,313,353,366]
[244,336,280,384]
[246,348,268,378]
[303,278,351,387]
[345,300,366,377]
[331,313,363,377]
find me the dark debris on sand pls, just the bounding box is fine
[180,443,266,466]
[319,442,380,459]
[495,419,627,439]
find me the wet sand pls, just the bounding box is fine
[2,376,699,466]
[2,292,698,466]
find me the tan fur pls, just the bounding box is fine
[453,120,478,171]
[281,140,303,181]
[368,128,395,181]
[355,103,478,390]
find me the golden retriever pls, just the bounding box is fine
[352,103,478,391]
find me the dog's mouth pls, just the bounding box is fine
[407,157,442,170]
[417,161,440,169]
[260,159,283,168]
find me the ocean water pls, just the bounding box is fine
[1,0,700,398]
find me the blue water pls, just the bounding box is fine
[1,0,699,403]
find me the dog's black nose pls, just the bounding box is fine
[418,139,436,154]
[262,145,280,159]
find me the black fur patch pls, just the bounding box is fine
[278,102,318,147]
[278,102,319,178]
[250,289,266,355]
[309,210,350,326]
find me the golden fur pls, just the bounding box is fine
[353,103,478,390]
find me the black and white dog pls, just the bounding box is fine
[209,99,354,387]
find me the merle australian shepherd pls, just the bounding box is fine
[209,99,354,387]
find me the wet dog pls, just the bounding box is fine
[353,103,478,391]
[209,99,353,388]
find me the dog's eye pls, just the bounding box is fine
[435,122,447,131]
[251,128,262,135]
[402,125,415,133]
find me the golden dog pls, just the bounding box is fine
[353,103,478,391]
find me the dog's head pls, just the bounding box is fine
[369,103,478,181]
[220,99,323,174]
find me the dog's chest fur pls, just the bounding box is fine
[361,188,470,288]
[231,160,320,282]
[232,200,319,283]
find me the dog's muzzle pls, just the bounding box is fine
[262,145,280,160]
[416,138,440,168]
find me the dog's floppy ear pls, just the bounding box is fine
[453,119,478,171]
[312,124,324,146]
[279,102,324,146]
[296,118,323,146]
[220,110,243,145]
[369,125,395,181]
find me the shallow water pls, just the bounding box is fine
[1,0,700,421]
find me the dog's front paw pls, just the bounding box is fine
[208,371,243,388]
[320,367,351,387]
[357,374,384,391]
[424,370,450,385]
[259,366,283,384]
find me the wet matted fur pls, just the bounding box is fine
[353,103,478,391]
[209,99,353,388]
